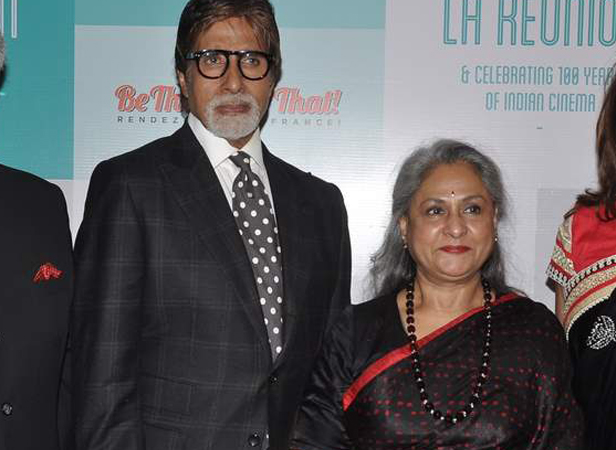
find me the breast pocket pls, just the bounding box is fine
[141,373,194,417]
[143,421,185,450]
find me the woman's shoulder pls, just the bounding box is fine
[498,295,566,344]
[568,203,616,233]
[553,204,595,241]
[333,293,399,341]
[492,295,569,381]
[569,204,616,263]
[502,293,556,314]
[352,293,397,314]
[319,293,400,369]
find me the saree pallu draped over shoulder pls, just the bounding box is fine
[291,294,583,450]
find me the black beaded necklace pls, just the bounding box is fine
[405,276,493,425]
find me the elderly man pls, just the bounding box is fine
[0,33,73,450]
[71,1,351,449]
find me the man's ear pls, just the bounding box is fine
[177,69,188,98]
[267,74,276,97]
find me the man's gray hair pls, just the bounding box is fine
[0,33,5,71]
[369,139,511,298]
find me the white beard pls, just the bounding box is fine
[204,93,262,141]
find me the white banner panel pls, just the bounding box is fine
[74,23,386,302]
[384,0,615,304]
[1,0,609,306]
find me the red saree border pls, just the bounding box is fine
[342,292,518,411]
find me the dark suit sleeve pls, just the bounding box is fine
[327,185,352,330]
[53,183,75,450]
[72,160,145,449]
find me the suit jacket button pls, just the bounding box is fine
[1,403,12,416]
[269,374,278,384]
[247,433,261,447]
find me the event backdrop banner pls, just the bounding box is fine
[0,0,614,304]
[0,0,74,178]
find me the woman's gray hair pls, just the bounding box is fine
[369,139,510,297]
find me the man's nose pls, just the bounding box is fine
[221,56,243,93]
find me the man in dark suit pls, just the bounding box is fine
[71,1,351,449]
[0,33,73,450]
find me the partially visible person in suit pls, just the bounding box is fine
[0,32,73,450]
[71,1,351,449]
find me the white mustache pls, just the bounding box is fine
[209,93,258,110]
[204,92,262,141]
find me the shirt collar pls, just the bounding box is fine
[187,113,264,169]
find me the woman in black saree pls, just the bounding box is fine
[291,140,582,450]
[547,67,616,450]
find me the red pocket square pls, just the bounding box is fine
[33,263,63,283]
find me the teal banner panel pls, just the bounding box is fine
[0,0,74,179]
[76,0,184,27]
[76,0,385,29]
[273,0,385,29]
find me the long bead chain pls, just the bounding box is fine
[405,276,493,425]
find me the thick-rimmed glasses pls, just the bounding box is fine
[185,49,273,80]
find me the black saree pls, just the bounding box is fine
[291,293,583,450]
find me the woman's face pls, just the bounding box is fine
[399,162,497,285]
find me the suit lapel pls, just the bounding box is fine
[159,124,270,350]
[264,147,311,367]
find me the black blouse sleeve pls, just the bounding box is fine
[291,307,355,450]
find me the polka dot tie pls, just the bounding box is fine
[229,152,284,360]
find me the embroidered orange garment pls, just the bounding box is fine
[547,205,616,337]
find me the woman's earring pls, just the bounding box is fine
[494,233,499,243]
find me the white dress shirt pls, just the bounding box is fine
[187,113,276,214]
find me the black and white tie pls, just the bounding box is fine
[230,151,284,360]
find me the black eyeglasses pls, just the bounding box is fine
[185,49,274,80]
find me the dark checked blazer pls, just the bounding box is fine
[71,122,351,450]
[0,164,73,450]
